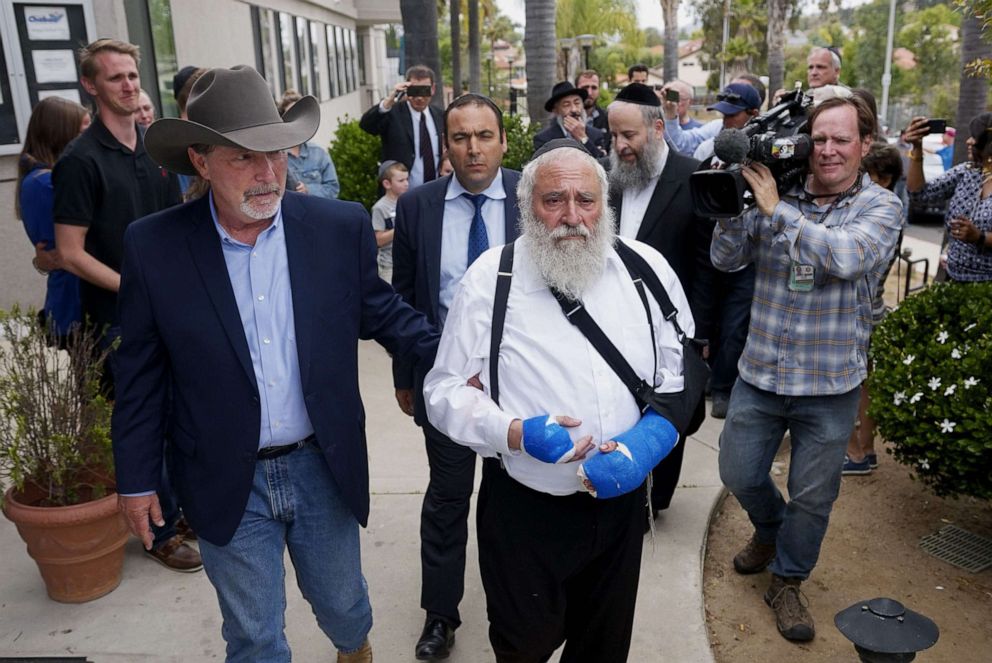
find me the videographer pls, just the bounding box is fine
[712,96,902,644]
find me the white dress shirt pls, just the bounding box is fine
[438,173,507,324]
[424,237,693,495]
[409,105,439,189]
[618,142,669,239]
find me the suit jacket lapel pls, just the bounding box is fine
[502,168,520,241]
[282,195,316,390]
[635,159,683,242]
[186,198,256,389]
[399,103,415,155]
[424,179,447,321]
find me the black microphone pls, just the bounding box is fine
[713,128,750,164]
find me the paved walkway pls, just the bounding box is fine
[0,341,725,662]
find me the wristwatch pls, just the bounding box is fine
[32,257,50,275]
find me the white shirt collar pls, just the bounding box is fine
[445,170,508,201]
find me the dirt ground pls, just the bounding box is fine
[703,439,992,663]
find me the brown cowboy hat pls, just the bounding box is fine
[145,65,320,176]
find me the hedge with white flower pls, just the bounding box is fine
[867,282,992,499]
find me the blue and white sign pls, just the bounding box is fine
[25,6,71,41]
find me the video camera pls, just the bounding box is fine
[690,87,814,218]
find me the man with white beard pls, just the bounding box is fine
[533,81,608,158]
[423,139,693,662]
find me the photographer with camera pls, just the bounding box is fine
[712,96,902,643]
[360,65,443,190]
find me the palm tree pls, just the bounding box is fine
[956,10,992,163]
[661,0,679,82]
[524,0,556,124]
[469,0,482,92]
[556,0,640,44]
[766,0,790,107]
[451,0,462,96]
[401,0,442,106]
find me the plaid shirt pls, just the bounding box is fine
[711,173,902,396]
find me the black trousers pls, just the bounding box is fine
[477,459,644,663]
[420,424,477,627]
[650,434,686,511]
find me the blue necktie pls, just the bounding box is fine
[464,192,489,266]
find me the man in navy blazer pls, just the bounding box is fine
[360,64,444,190]
[112,66,437,663]
[391,93,521,661]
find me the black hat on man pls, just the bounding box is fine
[615,83,660,107]
[544,81,588,112]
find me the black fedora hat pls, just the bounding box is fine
[145,65,320,176]
[544,81,588,112]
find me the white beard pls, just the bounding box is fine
[521,204,617,301]
[240,184,283,220]
[608,133,664,192]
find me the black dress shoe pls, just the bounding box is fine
[415,618,455,660]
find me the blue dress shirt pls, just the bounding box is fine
[209,193,314,448]
[439,174,507,324]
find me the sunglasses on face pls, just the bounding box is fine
[717,92,745,104]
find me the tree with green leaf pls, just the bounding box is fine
[955,1,992,161]
[524,0,556,124]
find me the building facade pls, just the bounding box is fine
[0,0,400,311]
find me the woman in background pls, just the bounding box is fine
[15,96,90,341]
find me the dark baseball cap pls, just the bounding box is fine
[707,83,761,115]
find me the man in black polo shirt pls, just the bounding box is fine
[53,39,197,573]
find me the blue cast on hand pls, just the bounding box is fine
[521,414,576,464]
[579,410,678,499]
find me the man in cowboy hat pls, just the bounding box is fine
[533,81,608,157]
[111,65,439,663]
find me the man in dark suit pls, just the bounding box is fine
[360,64,443,190]
[391,93,521,661]
[605,83,707,520]
[576,69,609,133]
[112,66,438,663]
[533,81,608,158]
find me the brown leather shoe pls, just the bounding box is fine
[175,516,198,542]
[145,534,203,572]
[764,574,815,641]
[733,533,777,574]
[337,639,372,662]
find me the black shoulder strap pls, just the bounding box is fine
[489,242,515,406]
[614,240,690,343]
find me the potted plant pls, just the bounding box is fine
[0,306,128,602]
[867,282,992,500]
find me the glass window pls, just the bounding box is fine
[279,12,298,93]
[252,6,281,98]
[357,30,366,86]
[0,30,17,146]
[349,30,358,93]
[309,21,324,100]
[147,0,178,118]
[295,16,310,96]
[334,26,345,95]
[325,24,338,98]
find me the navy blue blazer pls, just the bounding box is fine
[111,192,439,546]
[390,168,521,425]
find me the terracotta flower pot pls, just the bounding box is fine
[3,486,129,603]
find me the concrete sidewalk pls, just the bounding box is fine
[0,341,725,662]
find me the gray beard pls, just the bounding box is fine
[521,205,617,301]
[608,135,664,192]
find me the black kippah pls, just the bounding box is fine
[531,137,589,160]
[615,83,660,107]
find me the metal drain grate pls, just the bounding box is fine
[919,525,992,573]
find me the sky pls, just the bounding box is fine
[493,0,875,34]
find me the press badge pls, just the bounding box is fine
[788,262,814,292]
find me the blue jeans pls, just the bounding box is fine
[197,444,372,662]
[718,379,860,579]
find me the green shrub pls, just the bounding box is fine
[503,112,538,171]
[867,282,992,499]
[328,116,382,210]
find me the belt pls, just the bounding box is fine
[257,434,316,461]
